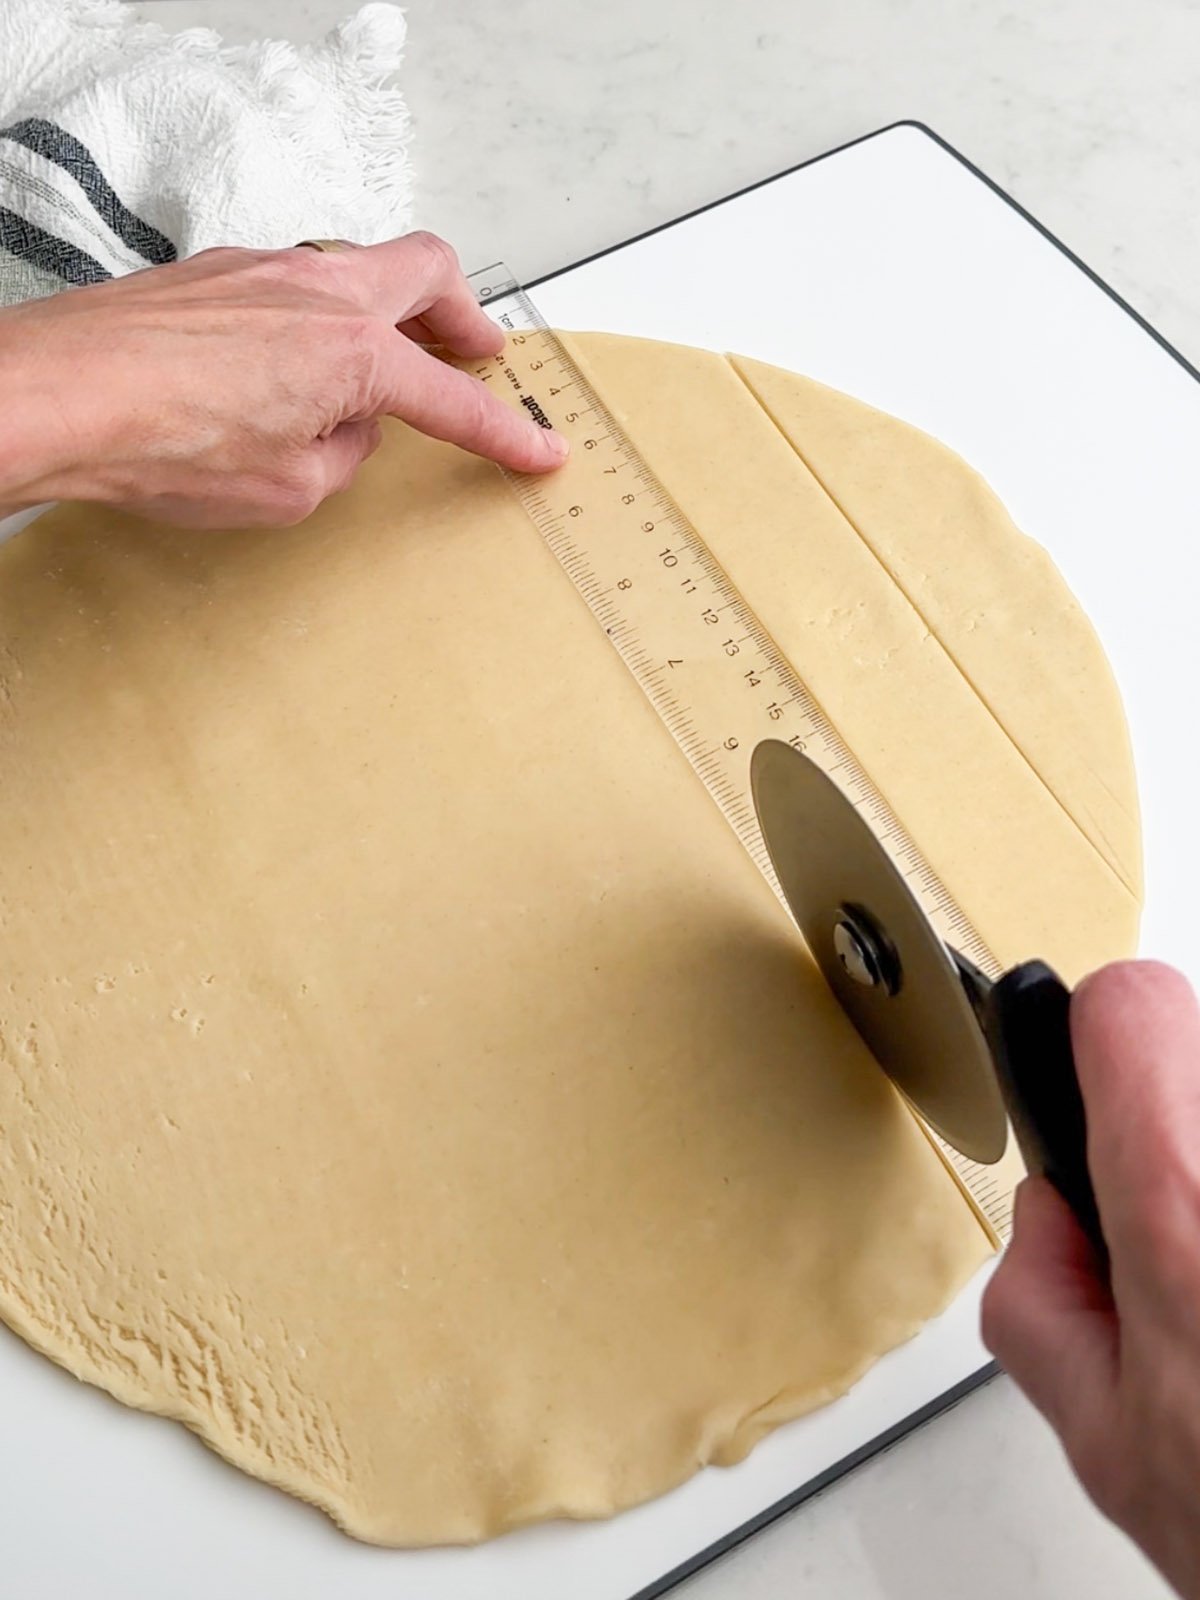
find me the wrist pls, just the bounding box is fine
[0,306,110,512]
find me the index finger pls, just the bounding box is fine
[382,338,568,473]
[1071,960,1200,1260]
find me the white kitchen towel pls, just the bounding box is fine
[0,0,413,306]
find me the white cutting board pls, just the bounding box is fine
[3,123,1197,1600]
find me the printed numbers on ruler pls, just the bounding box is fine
[462,318,825,887]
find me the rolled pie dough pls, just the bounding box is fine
[0,334,1140,1544]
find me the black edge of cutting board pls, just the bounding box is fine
[633,1365,999,1600]
[528,118,1199,386]
[520,119,1197,1598]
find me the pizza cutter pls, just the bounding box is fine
[750,737,1105,1257]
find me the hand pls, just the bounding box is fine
[983,960,1200,1600]
[0,233,566,528]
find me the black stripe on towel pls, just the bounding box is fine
[0,118,177,265]
[0,206,111,286]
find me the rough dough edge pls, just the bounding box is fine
[0,1241,983,1544]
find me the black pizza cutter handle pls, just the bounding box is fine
[981,960,1108,1269]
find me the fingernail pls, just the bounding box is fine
[546,431,569,462]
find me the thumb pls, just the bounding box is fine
[316,419,383,498]
[982,1176,1119,1445]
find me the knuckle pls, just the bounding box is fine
[1097,958,1189,1005]
[978,1274,1004,1356]
[189,245,247,270]
[407,229,458,272]
[246,247,330,294]
[463,383,503,448]
[337,438,375,493]
[979,1267,1019,1365]
[272,462,325,526]
[182,246,271,286]
[279,247,330,287]
[463,379,492,429]
[360,419,384,461]
[342,315,388,386]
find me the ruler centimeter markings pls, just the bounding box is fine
[465,263,1015,1245]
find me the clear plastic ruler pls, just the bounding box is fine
[464,263,1019,1245]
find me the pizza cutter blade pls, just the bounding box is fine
[750,738,1106,1256]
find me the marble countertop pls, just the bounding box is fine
[134,0,1200,367]
[121,2,1193,1596]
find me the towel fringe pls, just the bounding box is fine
[0,0,413,260]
